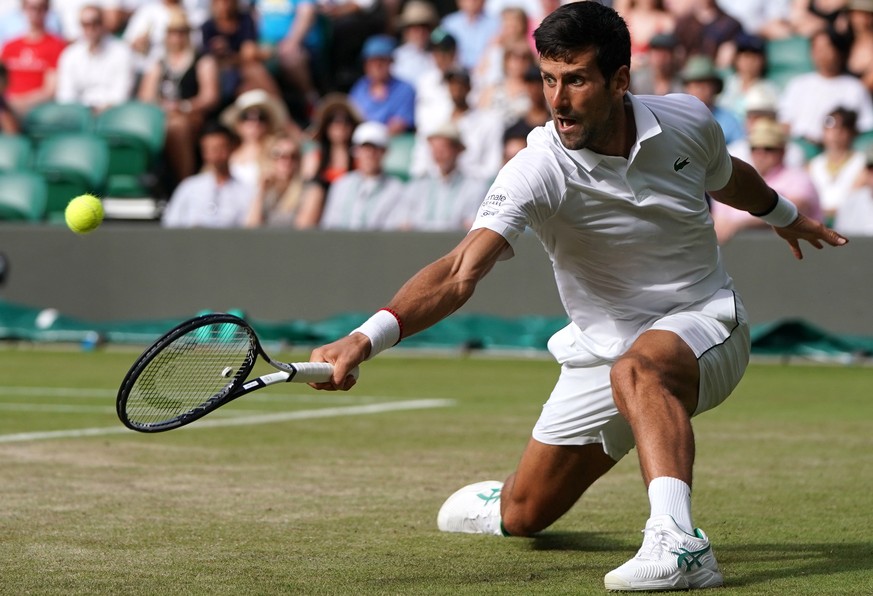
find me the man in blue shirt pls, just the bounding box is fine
[348,35,415,135]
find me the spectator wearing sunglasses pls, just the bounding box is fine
[219,87,291,189]
[711,118,821,243]
[55,4,133,112]
[245,132,306,227]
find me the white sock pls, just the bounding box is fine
[648,476,693,534]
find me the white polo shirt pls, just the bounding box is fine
[472,92,736,359]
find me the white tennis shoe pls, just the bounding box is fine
[604,515,724,591]
[436,480,504,536]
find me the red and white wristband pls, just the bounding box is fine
[754,191,799,228]
[352,308,403,360]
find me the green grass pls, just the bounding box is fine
[0,348,871,595]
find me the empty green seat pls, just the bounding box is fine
[94,101,166,197]
[0,135,33,172]
[34,133,109,217]
[24,102,94,142]
[383,132,415,182]
[0,171,48,221]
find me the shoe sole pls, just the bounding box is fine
[604,568,724,591]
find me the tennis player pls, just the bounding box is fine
[308,2,847,591]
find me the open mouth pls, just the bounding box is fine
[556,116,577,132]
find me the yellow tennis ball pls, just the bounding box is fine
[65,194,104,234]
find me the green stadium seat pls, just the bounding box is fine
[853,129,873,152]
[765,36,814,90]
[34,133,109,218]
[383,132,415,182]
[0,135,33,172]
[94,101,166,198]
[23,102,94,143]
[791,136,823,162]
[0,171,48,221]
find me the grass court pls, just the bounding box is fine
[0,347,871,595]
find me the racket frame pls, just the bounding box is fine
[117,313,330,433]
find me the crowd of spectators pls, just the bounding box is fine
[3,0,873,235]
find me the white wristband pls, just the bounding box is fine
[352,309,401,360]
[757,193,799,228]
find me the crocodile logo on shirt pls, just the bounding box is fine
[673,157,690,171]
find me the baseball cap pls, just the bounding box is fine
[430,28,457,52]
[362,35,397,60]
[744,85,779,114]
[352,121,390,148]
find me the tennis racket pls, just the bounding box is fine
[117,313,356,433]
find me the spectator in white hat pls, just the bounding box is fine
[727,85,807,168]
[319,121,407,230]
[402,121,491,231]
[713,118,821,242]
[391,0,439,88]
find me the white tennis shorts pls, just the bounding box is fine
[532,289,750,461]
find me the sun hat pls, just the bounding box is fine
[748,118,787,149]
[426,121,465,148]
[398,0,439,28]
[219,89,290,133]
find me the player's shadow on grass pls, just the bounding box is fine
[530,531,632,552]
[719,541,873,587]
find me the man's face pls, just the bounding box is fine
[750,144,784,176]
[428,136,462,174]
[683,80,717,107]
[80,7,103,45]
[447,77,470,106]
[811,33,841,76]
[364,56,392,83]
[23,0,48,29]
[354,143,386,175]
[200,133,233,171]
[540,48,628,151]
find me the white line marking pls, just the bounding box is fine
[0,399,455,444]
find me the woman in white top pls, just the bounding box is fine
[807,107,867,223]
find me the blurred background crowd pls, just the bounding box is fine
[1,0,873,238]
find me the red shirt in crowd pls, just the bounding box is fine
[1,34,66,97]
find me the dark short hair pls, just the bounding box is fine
[825,106,858,132]
[503,119,534,144]
[532,1,630,83]
[199,120,238,144]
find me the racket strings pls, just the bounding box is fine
[124,322,255,426]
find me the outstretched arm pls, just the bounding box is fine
[309,228,510,389]
[709,156,848,259]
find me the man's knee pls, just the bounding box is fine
[500,494,550,537]
[610,353,657,408]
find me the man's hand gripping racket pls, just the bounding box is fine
[116,313,359,432]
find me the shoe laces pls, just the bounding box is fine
[636,525,678,561]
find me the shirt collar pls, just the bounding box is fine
[559,92,663,172]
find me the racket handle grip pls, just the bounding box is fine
[291,362,360,384]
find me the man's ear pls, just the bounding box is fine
[612,65,631,97]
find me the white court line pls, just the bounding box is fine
[0,386,370,404]
[0,399,455,444]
